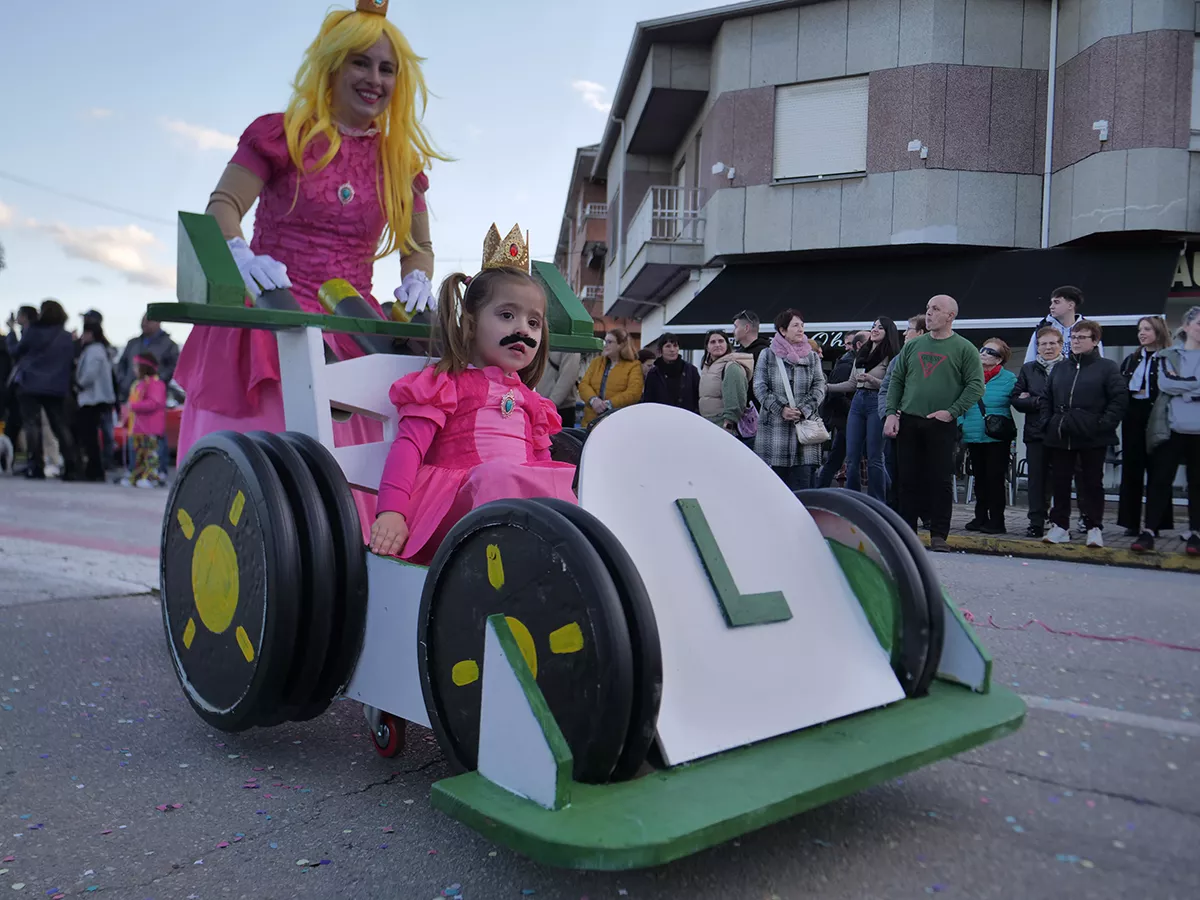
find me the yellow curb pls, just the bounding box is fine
[919,533,1200,572]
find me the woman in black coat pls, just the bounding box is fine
[1117,316,1173,536]
[6,299,80,480]
[1041,321,1128,548]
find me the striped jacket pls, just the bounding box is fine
[752,346,827,468]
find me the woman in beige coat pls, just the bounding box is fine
[698,330,753,433]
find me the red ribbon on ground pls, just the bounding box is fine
[961,610,1200,653]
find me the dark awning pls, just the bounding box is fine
[670,244,1182,333]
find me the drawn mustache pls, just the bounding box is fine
[499,333,538,349]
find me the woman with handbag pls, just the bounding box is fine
[753,308,828,490]
[957,338,1017,533]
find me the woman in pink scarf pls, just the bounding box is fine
[751,308,827,489]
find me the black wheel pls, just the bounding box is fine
[531,498,661,781]
[835,490,945,694]
[277,432,369,721]
[794,488,935,697]
[418,500,634,784]
[247,432,337,723]
[159,432,301,731]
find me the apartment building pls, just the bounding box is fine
[590,0,1199,349]
[554,145,641,340]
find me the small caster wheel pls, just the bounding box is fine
[373,713,406,758]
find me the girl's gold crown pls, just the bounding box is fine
[482,224,530,273]
[356,0,388,15]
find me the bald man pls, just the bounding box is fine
[883,294,984,551]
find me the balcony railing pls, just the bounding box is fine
[582,285,604,301]
[583,202,608,219]
[624,187,705,270]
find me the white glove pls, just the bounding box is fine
[227,237,291,297]
[393,270,436,315]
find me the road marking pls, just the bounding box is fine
[1021,695,1200,737]
[0,524,158,558]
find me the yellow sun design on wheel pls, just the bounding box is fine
[448,543,585,687]
[176,491,255,663]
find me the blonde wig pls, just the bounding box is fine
[284,9,447,261]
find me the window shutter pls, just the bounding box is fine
[773,76,869,180]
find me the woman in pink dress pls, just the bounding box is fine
[173,0,444,530]
[368,225,577,565]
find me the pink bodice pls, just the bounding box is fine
[419,369,554,468]
[233,113,427,307]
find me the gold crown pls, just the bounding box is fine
[481,223,530,273]
[356,0,388,15]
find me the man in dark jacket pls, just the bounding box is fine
[7,300,81,479]
[1040,320,1127,548]
[116,316,179,400]
[1012,326,1064,537]
[642,333,700,413]
[733,310,770,395]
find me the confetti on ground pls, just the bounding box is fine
[296,859,310,867]
[217,841,229,849]
[11,884,25,891]
[383,827,394,834]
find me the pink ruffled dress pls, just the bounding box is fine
[173,113,429,533]
[377,366,578,566]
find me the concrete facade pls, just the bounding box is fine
[590,0,1199,319]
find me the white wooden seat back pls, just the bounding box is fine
[276,328,428,492]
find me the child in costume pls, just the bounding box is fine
[124,354,167,489]
[173,0,446,529]
[369,225,577,565]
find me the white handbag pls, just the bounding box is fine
[777,356,831,446]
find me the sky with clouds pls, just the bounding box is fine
[0,0,698,349]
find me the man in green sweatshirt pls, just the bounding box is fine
[883,295,985,551]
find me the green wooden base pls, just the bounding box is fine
[431,681,1025,870]
[145,302,603,353]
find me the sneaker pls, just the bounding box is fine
[1025,525,1044,538]
[929,535,950,552]
[1187,535,1200,557]
[1131,531,1155,553]
[119,477,132,487]
[1043,525,1071,544]
[135,478,155,489]
[1086,527,1103,548]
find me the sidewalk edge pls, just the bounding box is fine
[919,533,1200,572]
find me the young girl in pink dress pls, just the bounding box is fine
[369,226,577,565]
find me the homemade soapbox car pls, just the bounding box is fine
[151,213,1025,870]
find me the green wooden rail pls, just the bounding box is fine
[148,212,603,353]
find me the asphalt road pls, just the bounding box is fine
[0,478,1197,900]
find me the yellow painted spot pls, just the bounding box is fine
[858,540,866,553]
[505,616,537,679]
[191,524,239,634]
[177,508,195,541]
[229,491,246,527]
[548,622,584,655]
[486,544,504,590]
[452,659,480,686]
[235,626,255,663]
[182,617,197,649]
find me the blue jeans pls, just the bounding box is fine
[843,390,886,501]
